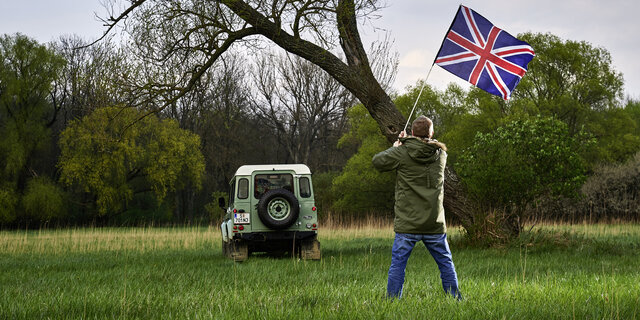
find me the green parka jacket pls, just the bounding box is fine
[372,137,447,234]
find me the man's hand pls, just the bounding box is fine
[393,130,407,147]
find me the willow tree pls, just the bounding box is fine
[97,0,471,219]
[58,107,205,216]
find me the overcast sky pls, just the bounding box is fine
[1,0,639,99]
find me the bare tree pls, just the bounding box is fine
[52,36,129,124]
[252,52,355,165]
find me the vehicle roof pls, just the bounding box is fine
[233,164,312,176]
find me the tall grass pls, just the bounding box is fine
[1,223,639,319]
[0,225,216,254]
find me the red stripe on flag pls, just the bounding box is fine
[495,48,535,56]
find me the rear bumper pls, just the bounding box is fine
[234,231,317,242]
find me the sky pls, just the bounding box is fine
[1,0,639,99]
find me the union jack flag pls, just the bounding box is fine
[435,5,535,100]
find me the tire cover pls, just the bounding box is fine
[257,188,300,229]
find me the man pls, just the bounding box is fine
[372,115,461,300]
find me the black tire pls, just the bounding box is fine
[257,188,300,230]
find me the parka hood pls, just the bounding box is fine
[399,137,447,164]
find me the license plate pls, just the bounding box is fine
[233,213,250,224]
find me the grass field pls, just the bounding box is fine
[1,223,639,319]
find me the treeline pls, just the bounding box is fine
[0,34,358,226]
[1,31,640,228]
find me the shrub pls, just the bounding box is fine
[456,116,591,238]
[331,105,395,217]
[204,191,228,223]
[311,171,339,216]
[581,152,640,221]
[22,177,66,221]
[0,187,18,223]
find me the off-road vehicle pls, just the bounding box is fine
[219,164,320,261]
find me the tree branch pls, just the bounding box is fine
[79,0,148,49]
[221,0,406,141]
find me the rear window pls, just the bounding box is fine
[238,178,249,199]
[254,174,293,199]
[299,177,312,198]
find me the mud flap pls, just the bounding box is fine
[225,239,249,262]
[300,239,321,260]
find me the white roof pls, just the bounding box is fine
[233,164,312,176]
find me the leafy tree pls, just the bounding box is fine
[311,170,340,215]
[0,34,66,223]
[0,34,65,185]
[331,104,394,215]
[626,99,640,131]
[585,107,640,163]
[58,107,205,216]
[511,33,640,164]
[437,86,508,164]
[514,32,624,132]
[456,116,591,238]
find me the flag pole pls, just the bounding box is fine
[402,4,461,134]
[402,63,434,133]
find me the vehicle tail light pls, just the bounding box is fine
[239,225,244,231]
[233,209,237,213]
[312,207,317,212]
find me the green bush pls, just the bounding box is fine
[581,151,640,221]
[0,187,18,223]
[456,116,591,236]
[311,171,339,216]
[204,191,228,222]
[22,177,66,221]
[331,105,395,217]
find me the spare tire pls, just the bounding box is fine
[257,189,299,229]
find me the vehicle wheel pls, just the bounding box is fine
[300,239,321,260]
[257,189,300,230]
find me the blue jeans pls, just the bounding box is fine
[387,233,461,299]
